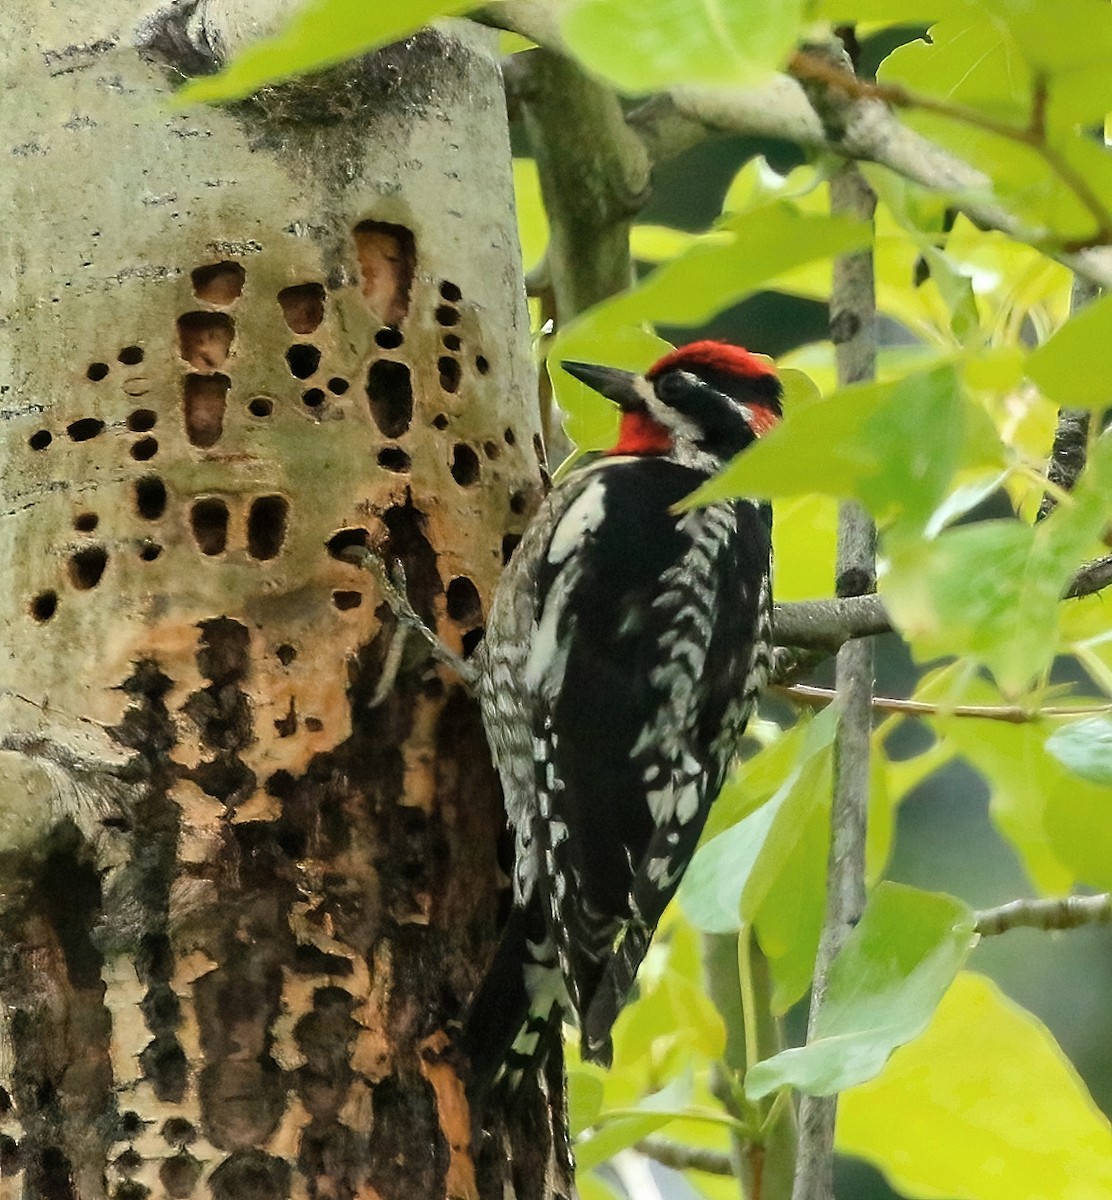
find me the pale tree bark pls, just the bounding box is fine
[0,5,569,1198]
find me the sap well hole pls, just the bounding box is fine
[327,377,349,395]
[509,490,529,515]
[353,220,415,328]
[332,590,362,611]
[326,528,370,560]
[246,495,289,561]
[277,283,325,334]
[131,437,159,461]
[139,543,163,562]
[442,333,461,352]
[276,644,297,666]
[504,427,516,445]
[446,576,481,624]
[366,360,413,438]
[286,344,321,379]
[118,346,144,365]
[304,717,323,732]
[476,354,490,375]
[248,397,274,417]
[183,374,229,448]
[451,444,480,486]
[67,417,104,441]
[86,362,109,381]
[135,477,167,520]
[483,440,500,459]
[438,357,461,394]
[375,327,403,350]
[190,498,229,556]
[502,533,521,564]
[177,312,234,370]
[31,591,58,621]
[74,512,99,532]
[191,261,245,305]
[432,413,449,431]
[127,408,157,432]
[439,281,462,302]
[435,306,460,327]
[462,628,484,658]
[302,388,326,408]
[29,430,51,450]
[377,446,411,473]
[68,545,108,590]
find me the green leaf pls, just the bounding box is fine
[178,0,474,104]
[559,0,806,94]
[594,204,870,330]
[681,705,839,935]
[569,1070,606,1137]
[691,364,1003,534]
[513,159,549,274]
[1028,290,1112,409]
[1045,716,1112,786]
[883,433,1112,695]
[814,0,971,20]
[745,884,977,1101]
[838,972,1112,1199]
[575,1073,694,1171]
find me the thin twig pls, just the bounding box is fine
[975,894,1112,936]
[793,147,878,1200]
[341,547,478,689]
[775,683,1112,724]
[636,1140,734,1177]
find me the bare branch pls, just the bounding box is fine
[1065,553,1112,598]
[773,549,1112,654]
[793,152,878,1200]
[636,1139,734,1177]
[975,894,1112,936]
[485,3,1112,289]
[1039,276,1100,521]
[775,683,1112,724]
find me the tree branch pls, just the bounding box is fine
[486,4,1112,289]
[1038,276,1100,521]
[793,152,878,1200]
[772,550,1112,653]
[775,683,1112,723]
[636,1139,734,1177]
[975,894,1112,936]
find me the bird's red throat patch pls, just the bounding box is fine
[610,410,673,455]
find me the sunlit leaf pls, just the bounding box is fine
[745,885,977,1100]
[681,705,839,935]
[575,1073,694,1171]
[179,0,475,103]
[691,364,1004,533]
[560,0,806,93]
[1045,716,1112,785]
[1028,290,1112,409]
[838,972,1112,1199]
[514,159,549,273]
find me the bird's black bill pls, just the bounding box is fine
[561,361,644,412]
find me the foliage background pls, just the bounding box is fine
[190,4,1112,1198]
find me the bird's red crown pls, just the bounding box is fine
[647,340,777,382]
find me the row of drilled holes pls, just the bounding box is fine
[27,490,288,623]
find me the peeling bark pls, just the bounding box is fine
[0,5,566,1196]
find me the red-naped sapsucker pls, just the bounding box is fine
[464,341,782,1098]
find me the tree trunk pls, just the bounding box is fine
[0,4,568,1197]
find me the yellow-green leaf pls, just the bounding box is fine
[838,972,1112,1199]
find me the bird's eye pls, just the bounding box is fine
[654,370,689,401]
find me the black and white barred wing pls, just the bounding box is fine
[525,457,771,1062]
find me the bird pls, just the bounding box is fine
[463,339,783,1101]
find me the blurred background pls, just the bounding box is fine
[531,23,1112,1199]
